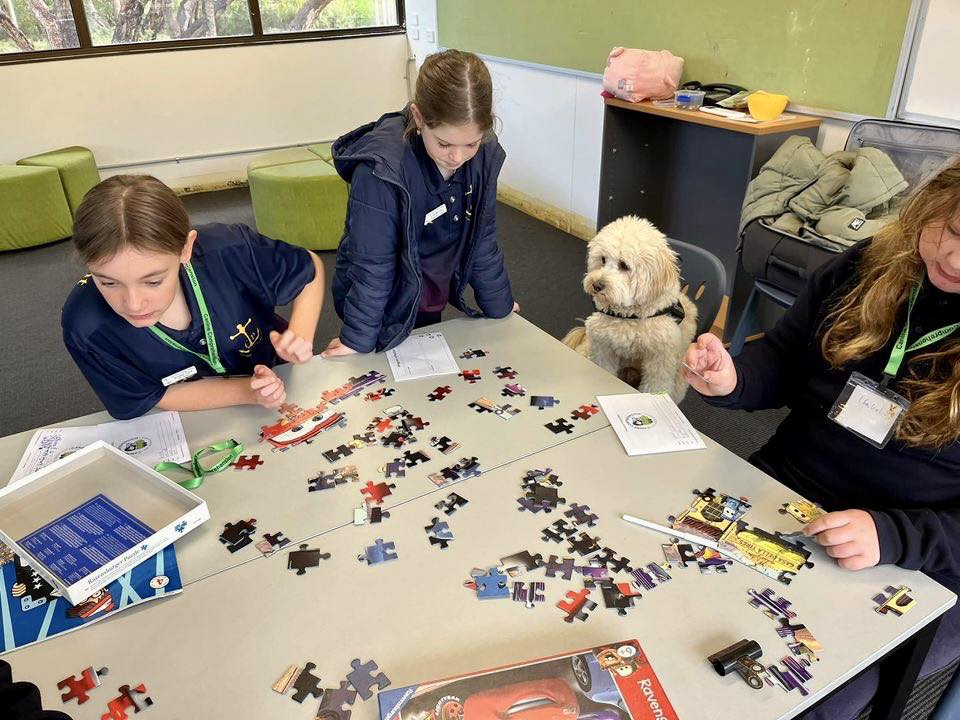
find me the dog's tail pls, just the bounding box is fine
[562,326,588,353]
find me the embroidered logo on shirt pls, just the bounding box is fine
[229,318,262,355]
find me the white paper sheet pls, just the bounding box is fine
[598,393,706,456]
[386,331,460,382]
[9,411,190,485]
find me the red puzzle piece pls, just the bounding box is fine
[58,665,107,704]
[233,455,264,471]
[101,684,152,720]
[556,589,596,623]
[360,481,395,505]
[570,404,600,421]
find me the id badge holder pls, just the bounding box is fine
[828,372,910,449]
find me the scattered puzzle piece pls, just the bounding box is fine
[557,589,596,622]
[402,449,430,467]
[323,445,354,463]
[233,454,264,470]
[570,404,600,421]
[101,684,152,720]
[358,538,398,565]
[58,666,108,704]
[600,580,636,615]
[428,385,452,402]
[255,531,290,557]
[316,680,357,720]
[474,568,510,600]
[493,365,517,380]
[501,383,526,397]
[459,369,481,384]
[874,585,916,616]
[364,388,396,402]
[542,519,577,543]
[430,435,460,455]
[435,492,469,515]
[459,348,488,359]
[219,519,257,553]
[565,503,599,527]
[568,532,602,558]
[517,496,552,514]
[545,418,575,434]
[290,662,324,703]
[347,659,391,700]
[545,555,576,580]
[530,395,559,410]
[360,481,396,505]
[780,500,826,524]
[500,551,545,577]
[512,581,546,608]
[286,544,331,575]
[381,459,406,479]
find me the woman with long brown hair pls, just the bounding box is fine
[320,49,516,358]
[683,157,960,718]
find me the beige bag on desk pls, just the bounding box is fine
[602,47,684,103]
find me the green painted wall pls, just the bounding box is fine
[437,0,913,116]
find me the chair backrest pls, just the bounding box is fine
[668,238,726,337]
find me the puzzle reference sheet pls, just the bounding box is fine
[10,412,190,484]
[0,544,180,653]
[598,394,705,456]
[385,332,460,382]
[378,639,677,720]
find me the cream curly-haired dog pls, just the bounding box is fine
[563,216,697,402]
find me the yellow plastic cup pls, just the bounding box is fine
[747,91,789,121]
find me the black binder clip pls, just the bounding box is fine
[707,639,766,690]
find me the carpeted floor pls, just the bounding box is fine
[0,187,787,461]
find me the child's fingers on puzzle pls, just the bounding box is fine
[815,526,857,547]
[825,541,861,559]
[250,372,278,390]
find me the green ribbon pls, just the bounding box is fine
[883,272,960,383]
[148,262,227,375]
[155,439,244,489]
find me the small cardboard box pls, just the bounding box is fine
[0,440,207,605]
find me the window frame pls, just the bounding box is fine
[0,0,405,66]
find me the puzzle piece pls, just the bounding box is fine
[557,589,596,623]
[600,581,636,616]
[474,568,510,600]
[530,395,559,410]
[380,431,412,450]
[459,369,481,384]
[368,505,390,523]
[289,662,324,703]
[496,403,521,419]
[401,416,430,433]
[779,500,826,524]
[545,418,576,434]
[255,531,290,556]
[565,503,599,527]
[522,468,562,489]
[361,481,396,505]
[501,383,526,397]
[425,517,454,540]
[435,492,469,515]
[568,532,602,558]
[545,555,576,580]
[526,484,565,508]
[308,469,349,492]
[346,659,391,700]
[459,348,488,359]
[349,432,377,450]
[517,496,552,514]
[457,456,481,478]
[493,365,517,380]
[101,684,152,720]
[232,454,264,470]
[364,388,396,402]
[430,435,460,455]
[500,551,545,577]
[748,587,797,620]
[468,397,497,414]
[316,680,357,720]
[428,385,452,402]
[323,444,354,463]
[382,460,406,479]
[542,519,577,543]
[286,544,331,575]
[578,564,611,583]
[219,519,257,553]
[874,585,916,616]
[570,404,600,421]
[58,666,108,704]
[512,581,546,608]
[594,547,633,574]
[402,449,430,467]
[358,538,398,565]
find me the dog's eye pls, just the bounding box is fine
[619,261,630,272]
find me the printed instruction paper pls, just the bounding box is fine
[10,411,190,484]
[598,393,706,456]
[386,331,460,382]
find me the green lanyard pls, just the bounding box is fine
[148,262,226,374]
[883,274,960,383]
[154,439,244,489]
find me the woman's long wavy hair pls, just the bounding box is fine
[821,157,960,448]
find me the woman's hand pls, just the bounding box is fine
[270,329,313,364]
[320,337,358,359]
[513,302,520,313]
[682,333,737,396]
[804,510,881,571]
[250,365,286,409]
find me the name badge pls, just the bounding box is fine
[828,372,910,449]
[162,365,198,387]
[424,203,447,226]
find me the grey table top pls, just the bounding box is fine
[2,316,954,720]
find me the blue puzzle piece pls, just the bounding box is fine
[530,395,559,410]
[474,568,510,600]
[358,538,398,565]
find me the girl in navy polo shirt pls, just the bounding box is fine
[321,49,516,358]
[62,175,325,420]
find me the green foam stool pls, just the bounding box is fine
[17,146,100,215]
[306,143,334,162]
[248,158,348,251]
[247,147,319,173]
[0,165,73,251]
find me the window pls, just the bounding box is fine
[0,0,401,61]
[1,0,81,54]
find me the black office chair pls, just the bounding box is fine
[669,238,727,337]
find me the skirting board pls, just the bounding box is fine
[496,184,596,242]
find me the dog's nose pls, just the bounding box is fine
[593,281,605,293]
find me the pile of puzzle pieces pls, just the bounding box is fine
[543,403,600,435]
[58,665,153,720]
[747,588,822,695]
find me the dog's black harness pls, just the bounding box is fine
[595,299,685,324]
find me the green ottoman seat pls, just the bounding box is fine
[306,143,333,162]
[18,146,100,215]
[0,165,73,251]
[248,157,347,251]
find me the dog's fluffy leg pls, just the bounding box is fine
[562,326,589,356]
